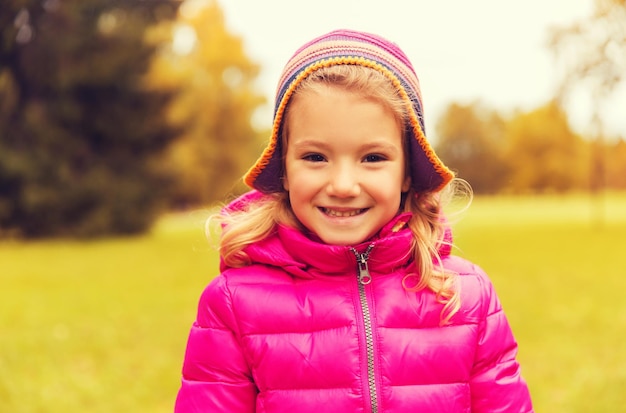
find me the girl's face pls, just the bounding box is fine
[282,85,410,246]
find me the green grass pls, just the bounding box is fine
[454,193,626,412]
[0,209,216,413]
[1,194,626,412]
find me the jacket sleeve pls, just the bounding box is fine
[174,274,257,413]
[469,271,534,413]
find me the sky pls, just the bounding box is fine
[210,0,624,137]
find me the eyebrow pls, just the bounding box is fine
[358,141,401,154]
[290,139,330,151]
[290,139,401,153]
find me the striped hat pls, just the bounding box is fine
[244,29,454,193]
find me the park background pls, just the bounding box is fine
[1,0,625,411]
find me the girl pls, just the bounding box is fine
[174,29,533,412]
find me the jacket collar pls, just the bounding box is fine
[242,213,416,279]
[222,191,452,279]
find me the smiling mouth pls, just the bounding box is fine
[321,208,367,217]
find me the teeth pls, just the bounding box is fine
[324,208,363,217]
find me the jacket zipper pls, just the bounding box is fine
[351,244,378,413]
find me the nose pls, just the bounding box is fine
[327,163,360,197]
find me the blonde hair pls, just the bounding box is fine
[212,65,471,324]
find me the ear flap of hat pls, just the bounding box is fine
[243,138,284,193]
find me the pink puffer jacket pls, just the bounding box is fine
[175,198,533,412]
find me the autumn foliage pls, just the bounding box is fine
[0,0,264,238]
[0,0,181,238]
[435,100,624,194]
[0,0,624,238]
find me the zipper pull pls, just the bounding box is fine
[351,244,375,285]
[357,254,372,285]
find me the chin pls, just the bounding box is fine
[319,234,371,246]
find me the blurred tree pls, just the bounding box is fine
[434,102,509,194]
[548,0,626,225]
[549,0,626,196]
[549,0,626,104]
[0,0,180,238]
[503,101,589,193]
[147,0,266,208]
[605,138,626,189]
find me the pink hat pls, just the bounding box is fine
[244,29,454,193]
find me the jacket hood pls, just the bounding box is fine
[220,190,452,278]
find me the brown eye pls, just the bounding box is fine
[363,154,386,162]
[303,153,326,162]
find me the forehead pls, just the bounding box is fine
[287,84,402,127]
[284,86,405,152]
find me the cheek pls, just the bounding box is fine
[284,162,316,191]
[287,175,315,201]
[368,171,406,206]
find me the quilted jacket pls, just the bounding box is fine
[175,194,533,412]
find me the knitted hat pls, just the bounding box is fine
[244,29,454,193]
